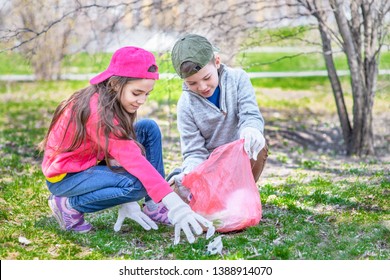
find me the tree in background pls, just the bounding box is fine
[0,0,257,73]
[0,0,134,80]
[212,0,389,156]
[2,1,73,80]
[293,0,389,156]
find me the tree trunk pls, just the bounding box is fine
[317,22,353,154]
[331,0,375,156]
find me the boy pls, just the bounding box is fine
[168,34,268,196]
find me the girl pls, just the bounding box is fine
[40,46,212,245]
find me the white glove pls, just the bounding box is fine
[114,202,158,232]
[162,192,214,245]
[167,167,192,187]
[167,172,185,188]
[168,168,191,203]
[239,127,265,160]
[168,172,192,202]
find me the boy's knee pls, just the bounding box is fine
[251,145,268,182]
[260,144,269,159]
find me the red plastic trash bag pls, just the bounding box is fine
[182,139,262,232]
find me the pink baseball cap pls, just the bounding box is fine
[90,46,159,85]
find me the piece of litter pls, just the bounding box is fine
[18,236,32,245]
[207,236,223,255]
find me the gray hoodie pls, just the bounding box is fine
[177,64,264,173]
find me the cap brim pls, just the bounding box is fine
[89,70,112,85]
[212,46,220,53]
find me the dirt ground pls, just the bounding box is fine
[259,88,389,186]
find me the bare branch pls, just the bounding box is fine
[0,1,155,53]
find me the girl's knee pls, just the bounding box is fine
[136,119,161,137]
[137,119,157,129]
[121,182,148,201]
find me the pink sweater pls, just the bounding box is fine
[42,93,172,202]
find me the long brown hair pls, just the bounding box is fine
[39,76,144,168]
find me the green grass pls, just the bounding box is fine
[0,79,389,260]
[0,51,32,75]
[0,51,176,75]
[1,50,389,75]
[236,52,390,72]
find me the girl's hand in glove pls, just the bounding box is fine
[114,201,158,232]
[239,127,265,160]
[162,192,214,245]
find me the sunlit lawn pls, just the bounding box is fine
[0,76,389,259]
[0,40,389,259]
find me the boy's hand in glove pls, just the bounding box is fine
[114,201,158,232]
[168,172,185,188]
[167,168,192,203]
[239,127,265,160]
[162,192,214,245]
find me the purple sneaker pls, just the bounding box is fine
[48,195,92,233]
[143,203,171,225]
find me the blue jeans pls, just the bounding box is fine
[46,119,165,213]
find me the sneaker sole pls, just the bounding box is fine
[48,197,66,230]
[72,224,92,233]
